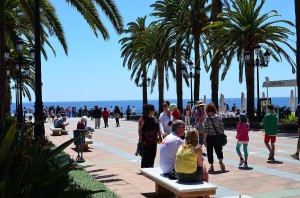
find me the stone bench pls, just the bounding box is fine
[50,127,62,136]
[141,167,217,198]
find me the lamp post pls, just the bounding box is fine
[181,60,200,106]
[244,44,270,121]
[138,72,151,107]
[5,40,34,129]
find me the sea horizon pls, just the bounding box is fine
[12,96,296,114]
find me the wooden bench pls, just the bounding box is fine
[141,167,217,198]
[76,138,93,151]
[50,127,62,136]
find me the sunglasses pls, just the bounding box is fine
[163,105,168,107]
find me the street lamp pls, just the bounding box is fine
[244,44,270,121]
[181,60,200,106]
[5,41,34,129]
[138,72,151,108]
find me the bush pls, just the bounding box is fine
[129,114,142,121]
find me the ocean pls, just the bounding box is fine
[11,97,296,114]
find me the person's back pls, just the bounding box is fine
[175,146,197,174]
[93,108,102,118]
[54,117,64,128]
[262,111,278,135]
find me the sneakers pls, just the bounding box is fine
[268,152,274,160]
[291,153,299,160]
[208,164,214,172]
[239,159,245,166]
[219,160,225,171]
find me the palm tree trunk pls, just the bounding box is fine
[0,0,8,128]
[142,68,148,106]
[296,0,300,103]
[210,0,222,109]
[157,59,164,113]
[176,43,183,113]
[245,53,255,121]
[194,33,200,102]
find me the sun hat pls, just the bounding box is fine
[81,116,88,122]
[199,103,206,106]
[169,103,177,111]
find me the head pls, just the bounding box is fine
[104,107,107,111]
[143,104,155,116]
[162,101,170,111]
[184,130,199,147]
[172,120,185,137]
[81,116,87,123]
[267,104,274,113]
[57,114,61,118]
[206,103,217,115]
[199,103,206,110]
[239,113,247,123]
[186,104,191,110]
[169,103,177,111]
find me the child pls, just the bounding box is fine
[236,113,250,168]
[262,104,278,162]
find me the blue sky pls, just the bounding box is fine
[22,0,296,102]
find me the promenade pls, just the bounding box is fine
[45,118,300,198]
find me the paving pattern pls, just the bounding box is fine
[45,118,300,198]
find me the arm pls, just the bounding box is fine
[138,117,144,143]
[159,113,165,135]
[194,146,204,167]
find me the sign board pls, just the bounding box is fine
[262,79,296,88]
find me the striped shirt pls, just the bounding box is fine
[204,115,224,136]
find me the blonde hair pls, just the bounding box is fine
[182,129,199,149]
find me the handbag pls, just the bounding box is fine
[208,116,227,146]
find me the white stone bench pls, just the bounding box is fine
[50,127,62,136]
[141,167,217,198]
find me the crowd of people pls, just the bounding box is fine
[137,100,293,184]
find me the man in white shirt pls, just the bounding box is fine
[159,101,173,136]
[160,120,185,175]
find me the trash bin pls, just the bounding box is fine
[73,130,85,145]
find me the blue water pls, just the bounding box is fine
[11,97,296,114]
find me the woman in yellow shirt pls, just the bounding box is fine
[175,130,208,182]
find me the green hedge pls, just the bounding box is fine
[129,114,142,120]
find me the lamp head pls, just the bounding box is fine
[16,39,24,53]
[244,51,251,62]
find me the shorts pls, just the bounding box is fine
[176,167,203,183]
[264,135,276,144]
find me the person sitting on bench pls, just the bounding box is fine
[54,114,68,130]
[175,129,209,183]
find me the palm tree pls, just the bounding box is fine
[119,16,150,107]
[0,0,124,128]
[295,0,300,103]
[203,0,296,120]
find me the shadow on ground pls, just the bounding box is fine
[208,170,230,175]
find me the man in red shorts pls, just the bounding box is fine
[262,104,278,162]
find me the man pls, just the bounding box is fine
[81,106,88,116]
[262,104,278,162]
[291,103,300,160]
[93,106,102,129]
[54,114,68,130]
[160,120,185,175]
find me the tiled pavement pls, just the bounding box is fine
[45,118,300,198]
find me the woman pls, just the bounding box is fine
[203,103,225,172]
[159,101,173,137]
[195,103,207,146]
[175,130,208,182]
[184,104,191,130]
[114,106,121,127]
[102,108,109,128]
[138,104,161,168]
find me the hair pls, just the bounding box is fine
[143,104,155,115]
[172,119,185,132]
[182,129,199,149]
[239,114,248,123]
[163,101,170,106]
[206,103,217,114]
[185,104,191,111]
[267,104,274,110]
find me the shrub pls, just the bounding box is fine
[129,114,142,121]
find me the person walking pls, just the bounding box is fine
[114,106,121,127]
[184,104,191,130]
[102,108,109,128]
[159,101,173,137]
[236,113,250,168]
[138,104,160,168]
[203,103,225,172]
[291,103,300,160]
[195,103,207,146]
[262,104,278,162]
[126,105,131,120]
[93,106,102,129]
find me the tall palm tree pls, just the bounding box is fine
[0,0,124,128]
[203,0,296,120]
[295,0,300,103]
[119,16,150,107]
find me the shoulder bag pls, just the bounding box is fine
[208,116,227,146]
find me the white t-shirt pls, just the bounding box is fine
[159,111,173,135]
[160,132,184,174]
